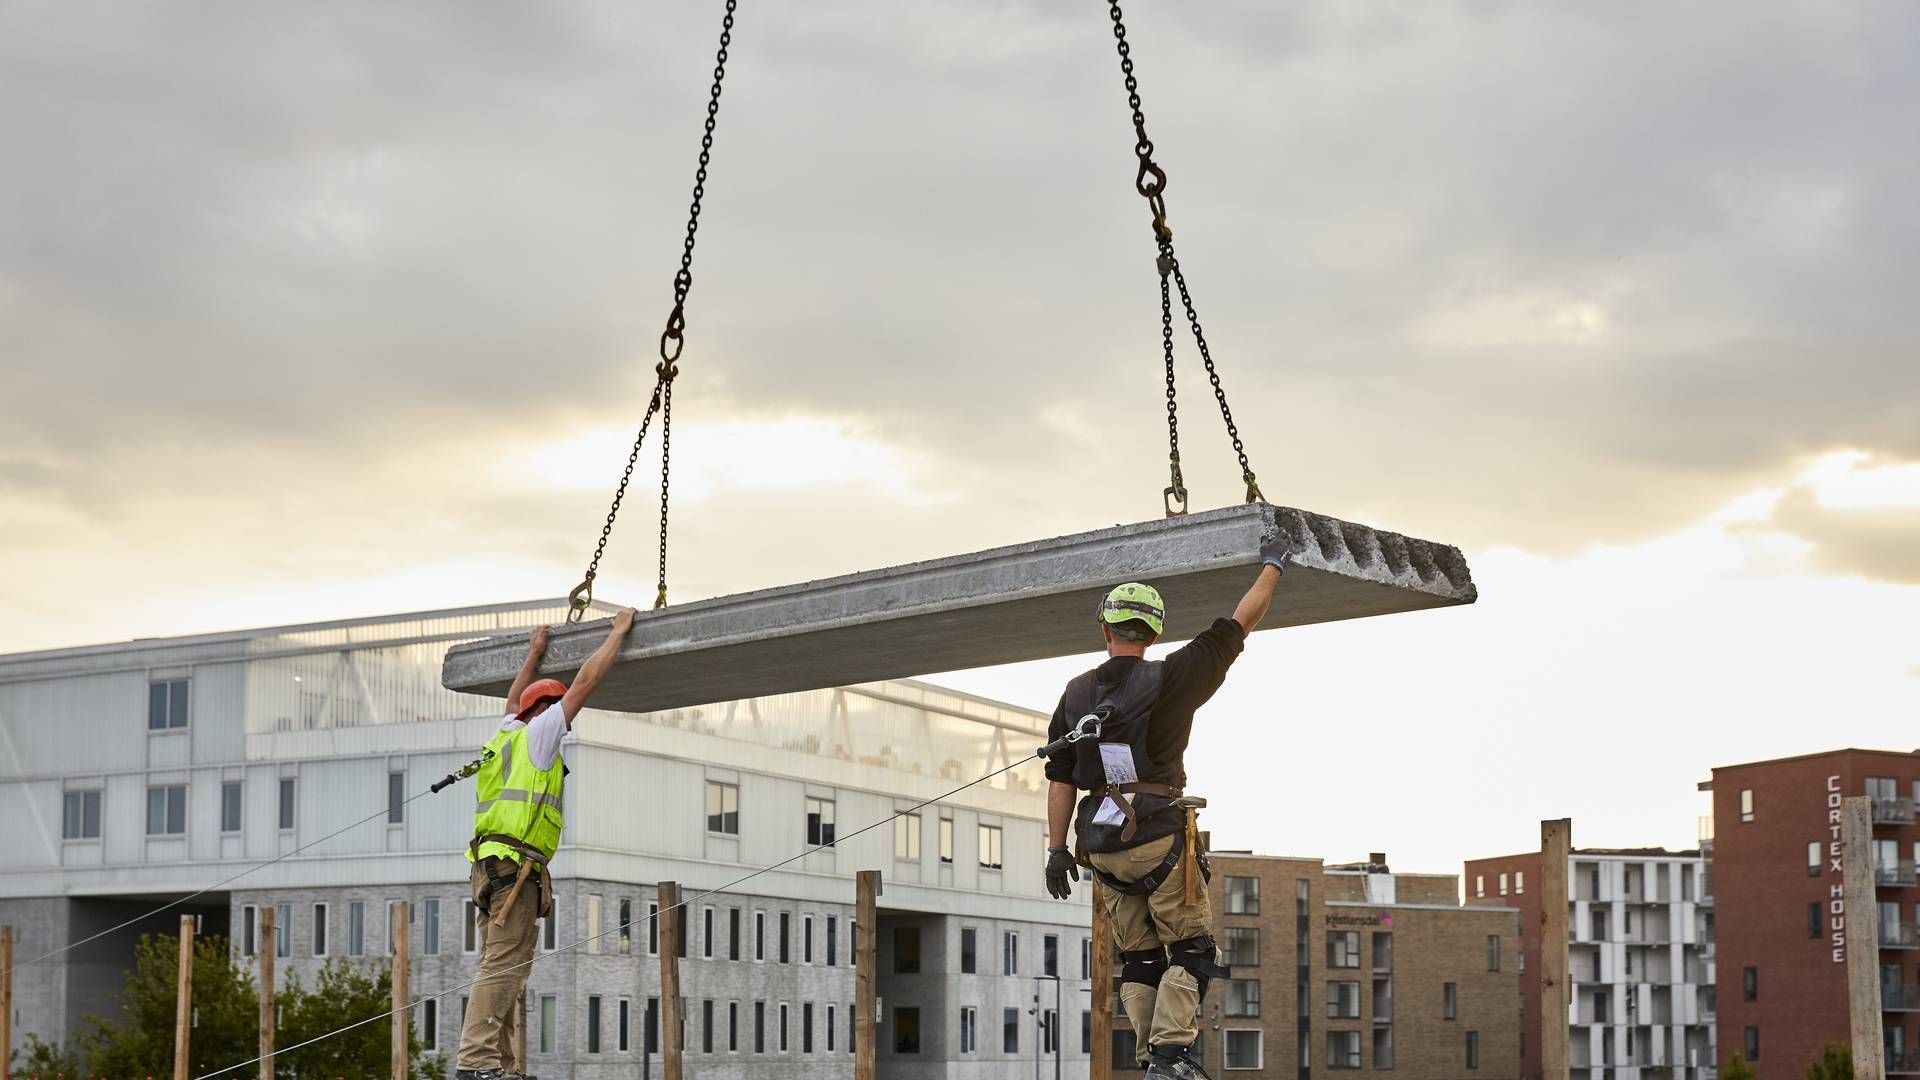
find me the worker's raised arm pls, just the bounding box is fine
[505,625,553,712]
[1231,535,1296,633]
[561,607,638,723]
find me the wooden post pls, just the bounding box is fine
[391,901,410,1080]
[854,870,880,1080]
[174,914,195,1080]
[1842,796,1885,1079]
[658,882,683,1080]
[258,906,276,1080]
[1539,819,1571,1080]
[1090,889,1113,1080]
[2,925,13,1080]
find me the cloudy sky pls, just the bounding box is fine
[3,2,1916,875]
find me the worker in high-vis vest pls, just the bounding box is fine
[456,607,636,1080]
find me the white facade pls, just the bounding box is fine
[1567,850,1717,1080]
[0,599,1094,1079]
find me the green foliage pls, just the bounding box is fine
[1722,1052,1757,1080]
[78,933,258,1079]
[1805,1040,1854,1080]
[15,1031,86,1076]
[277,958,444,1080]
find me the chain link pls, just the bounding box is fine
[1106,0,1262,511]
[569,0,739,623]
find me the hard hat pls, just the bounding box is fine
[516,678,568,721]
[1098,582,1166,640]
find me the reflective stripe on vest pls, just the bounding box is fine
[469,724,566,865]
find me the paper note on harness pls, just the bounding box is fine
[1093,744,1138,825]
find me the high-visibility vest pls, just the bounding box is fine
[468,723,566,865]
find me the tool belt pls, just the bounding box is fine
[1084,795,1211,898]
[1088,781,1183,844]
[471,833,552,926]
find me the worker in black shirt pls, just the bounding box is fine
[1042,535,1294,1079]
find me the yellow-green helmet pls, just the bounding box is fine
[1098,582,1166,641]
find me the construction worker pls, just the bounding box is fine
[1042,536,1293,1079]
[455,608,636,1080]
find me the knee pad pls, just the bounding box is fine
[1119,946,1168,988]
[1167,934,1228,999]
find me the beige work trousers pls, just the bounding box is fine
[456,858,540,1072]
[1087,832,1212,1065]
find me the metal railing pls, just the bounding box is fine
[1878,860,1918,887]
[1886,983,1920,1011]
[1888,1048,1920,1075]
[1883,923,1919,949]
[1873,796,1917,825]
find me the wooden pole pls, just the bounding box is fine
[1842,796,1885,1079]
[658,882,683,1080]
[1090,890,1112,1080]
[174,914,195,1080]
[1539,819,1571,1080]
[854,870,880,1080]
[391,901,410,1080]
[258,906,276,1080]
[2,925,13,1080]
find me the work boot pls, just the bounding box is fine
[1144,1044,1213,1080]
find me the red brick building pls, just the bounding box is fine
[1708,748,1920,1078]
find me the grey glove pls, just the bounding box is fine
[1045,847,1079,900]
[1259,533,1298,572]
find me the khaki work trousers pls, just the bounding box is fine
[457,857,544,1072]
[1087,833,1212,1065]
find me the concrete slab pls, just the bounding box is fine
[441,504,1476,714]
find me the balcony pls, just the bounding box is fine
[1874,796,1918,826]
[1878,860,1918,888]
[1887,984,1920,1012]
[1884,923,1920,950]
[1890,1049,1920,1076]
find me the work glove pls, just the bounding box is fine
[1045,846,1079,900]
[1259,533,1298,573]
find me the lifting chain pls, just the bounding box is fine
[568,0,738,624]
[1106,0,1263,515]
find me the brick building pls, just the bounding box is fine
[1192,852,1521,1078]
[1464,848,1716,1080]
[1706,748,1920,1079]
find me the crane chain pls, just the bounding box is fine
[1106,0,1263,513]
[568,0,738,624]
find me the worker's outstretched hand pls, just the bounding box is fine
[1259,533,1298,573]
[1045,846,1079,900]
[612,607,638,635]
[530,625,552,654]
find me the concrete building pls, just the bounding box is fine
[1464,848,1717,1080]
[1705,748,1920,1079]
[1193,852,1522,1079]
[0,599,1099,1079]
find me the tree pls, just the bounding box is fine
[1723,1052,1757,1080]
[276,958,445,1080]
[14,1031,86,1076]
[1805,1040,1854,1080]
[78,932,259,1079]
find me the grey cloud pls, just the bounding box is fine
[1765,487,1920,585]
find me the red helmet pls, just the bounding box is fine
[516,678,568,721]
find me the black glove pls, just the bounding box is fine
[1045,847,1079,900]
[1259,533,1298,572]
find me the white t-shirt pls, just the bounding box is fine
[498,701,568,771]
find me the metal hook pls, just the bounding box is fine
[566,578,594,624]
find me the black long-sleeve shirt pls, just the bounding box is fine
[1042,617,1247,791]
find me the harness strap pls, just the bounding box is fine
[470,832,552,868]
[1090,830,1186,897]
[1088,781,1183,843]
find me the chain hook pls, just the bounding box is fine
[1243,473,1264,505]
[1134,158,1167,198]
[566,577,595,624]
[1164,454,1189,517]
[659,304,687,364]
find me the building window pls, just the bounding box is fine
[421,898,440,955]
[779,912,791,964]
[939,817,954,863]
[313,903,329,957]
[729,1001,740,1051]
[959,1005,977,1053]
[1003,931,1020,975]
[1474,874,1485,898]
[1808,841,1823,877]
[1081,937,1092,980]
[701,999,713,1054]
[146,784,187,835]
[1466,1030,1480,1070]
[270,904,288,958]
[421,997,438,1052]
[1499,872,1508,896]
[894,926,921,974]
[348,901,365,956]
[538,995,556,1054]
[1208,926,1253,967]
[706,781,740,835]
[1003,1007,1020,1053]
[148,679,190,730]
[1590,907,1608,941]
[802,914,813,963]
[1740,788,1754,823]
[779,1002,789,1052]
[961,927,978,973]
[278,778,295,830]
[978,824,1003,869]
[619,998,632,1052]
[587,995,603,1054]
[1224,978,1261,1018]
[1593,989,1610,1023]
[1373,1026,1394,1069]
[895,812,921,860]
[806,797,836,846]
[1442,981,1457,1020]
[585,895,602,954]
[731,907,743,960]
[218,781,243,833]
[1225,876,1261,915]
[620,898,634,955]
[1809,902,1821,939]
[1044,934,1059,977]
[1743,966,1757,1001]
[1372,932,1392,972]
[1224,1028,1262,1070]
[893,1006,920,1053]
[754,911,765,961]
[1328,931,1360,969]
[1486,935,1500,971]
[1745,1026,1759,1060]
[543,911,556,951]
[62,790,103,840]
[1329,1031,1361,1070]
[242,906,257,956]
[800,1001,814,1053]
[1327,981,1361,1019]
[387,771,405,824]
[1515,871,1525,894]
[463,901,480,953]
[754,1001,766,1053]
[824,914,836,966]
